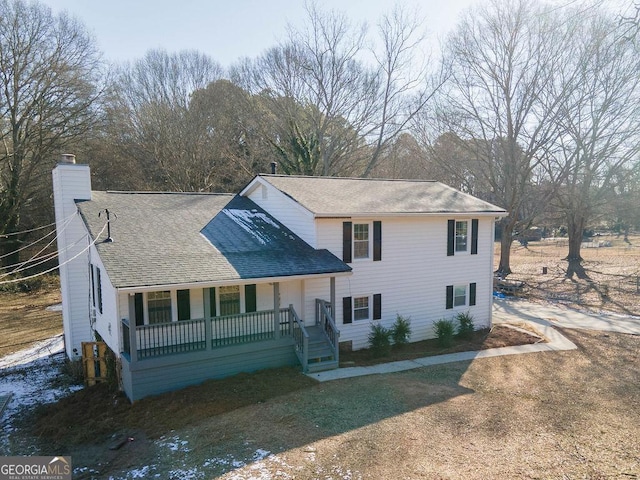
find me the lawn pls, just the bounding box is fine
[499,233,640,315]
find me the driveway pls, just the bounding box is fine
[493,297,640,335]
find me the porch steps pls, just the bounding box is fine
[305,326,339,373]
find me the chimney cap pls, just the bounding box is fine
[270,161,277,174]
[60,154,76,164]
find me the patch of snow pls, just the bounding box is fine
[0,335,83,454]
[0,333,64,370]
[45,303,62,312]
[223,209,281,245]
[156,435,191,453]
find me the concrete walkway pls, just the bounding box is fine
[309,298,639,382]
[494,298,640,335]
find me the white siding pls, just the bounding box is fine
[52,164,93,359]
[90,245,120,354]
[315,216,495,350]
[245,181,318,247]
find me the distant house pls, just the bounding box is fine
[53,158,506,401]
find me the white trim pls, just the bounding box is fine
[115,271,352,294]
[352,221,372,261]
[314,211,507,219]
[352,294,371,322]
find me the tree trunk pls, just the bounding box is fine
[565,214,588,279]
[496,218,516,276]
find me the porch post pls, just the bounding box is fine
[273,282,280,339]
[330,276,336,315]
[203,288,212,350]
[127,295,137,364]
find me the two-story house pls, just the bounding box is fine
[53,157,506,401]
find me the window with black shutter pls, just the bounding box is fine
[343,221,352,263]
[342,296,352,324]
[471,219,479,255]
[245,284,257,313]
[373,293,382,320]
[373,221,382,261]
[446,285,454,309]
[469,283,477,306]
[96,267,103,314]
[177,289,191,321]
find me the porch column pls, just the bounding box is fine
[330,276,336,316]
[273,282,280,339]
[127,295,137,364]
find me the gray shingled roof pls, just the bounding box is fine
[77,192,350,289]
[259,175,506,216]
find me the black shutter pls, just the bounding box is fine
[209,287,217,318]
[343,221,352,263]
[90,267,96,308]
[343,296,352,324]
[471,219,479,255]
[469,283,477,306]
[373,293,382,320]
[177,289,191,321]
[96,268,103,314]
[446,285,454,309]
[245,284,257,312]
[134,293,144,326]
[373,221,382,261]
[447,219,455,256]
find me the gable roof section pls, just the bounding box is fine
[254,175,506,217]
[77,192,350,289]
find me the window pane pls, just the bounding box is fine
[219,285,241,316]
[354,296,369,320]
[456,221,468,252]
[354,224,369,259]
[148,291,171,324]
[454,285,467,307]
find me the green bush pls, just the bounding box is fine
[456,311,475,340]
[391,314,412,347]
[433,318,455,348]
[368,323,391,357]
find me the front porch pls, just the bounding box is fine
[121,300,339,371]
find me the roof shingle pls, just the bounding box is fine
[258,175,505,216]
[77,192,350,289]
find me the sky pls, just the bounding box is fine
[41,0,484,68]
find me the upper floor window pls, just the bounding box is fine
[448,219,478,256]
[343,221,381,263]
[456,221,468,252]
[353,223,369,259]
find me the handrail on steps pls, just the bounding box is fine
[289,304,309,372]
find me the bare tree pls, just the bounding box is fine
[551,10,640,277]
[105,49,223,191]
[424,0,573,275]
[234,2,439,177]
[0,0,103,265]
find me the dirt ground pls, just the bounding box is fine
[0,278,62,357]
[501,234,640,315]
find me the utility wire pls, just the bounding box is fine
[0,235,86,278]
[0,212,79,259]
[0,220,59,237]
[0,214,77,272]
[0,222,108,286]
